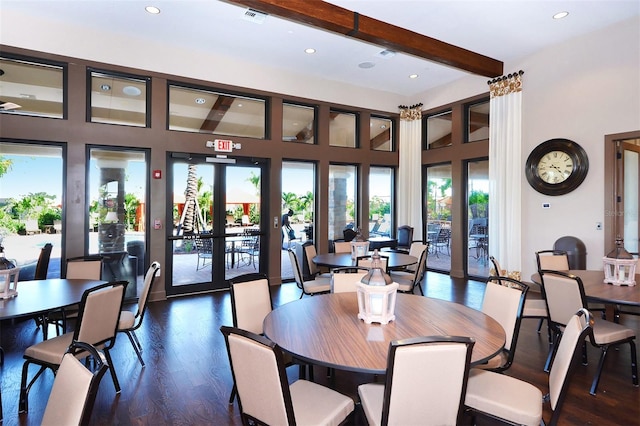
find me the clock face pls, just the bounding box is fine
[537,150,574,184]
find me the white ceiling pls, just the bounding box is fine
[1,0,639,97]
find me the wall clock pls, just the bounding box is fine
[525,138,589,196]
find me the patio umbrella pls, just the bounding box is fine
[226,187,260,215]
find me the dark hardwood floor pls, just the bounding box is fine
[1,271,638,425]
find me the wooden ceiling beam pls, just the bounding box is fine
[226,0,503,77]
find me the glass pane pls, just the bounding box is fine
[426,163,452,272]
[426,110,452,149]
[0,56,64,118]
[89,148,148,298]
[369,167,393,237]
[329,164,357,241]
[623,148,639,255]
[283,103,315,144]
[168,85,266,138]
[329,110,357,148]
[467,101,489,143]
[281,161,316,279]
[90,71,148,127]
[0,142,63,278]
[467,160,490,277]
[370,116,393,151]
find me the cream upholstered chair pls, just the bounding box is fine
[20,281,126,413]
[330,267,369,293]
[303,244,331,278]
[356,254,389,272]
[41,341,108,426]
[465,309,593,426]
[358,335,474,426]
[539,270,637,394]
[117,261,161,366]
[475,276,528,373]
[333,241,352,254]
[288,249,330,298]
[389,247,428,295]
[220,326,354,425]
[403,242,428,273]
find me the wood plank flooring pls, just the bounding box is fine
[1,272,638,425]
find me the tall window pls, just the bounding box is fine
[329,164,357,241]
[329,110,357,148]
[283,103,315,144]
[467,159,489,277]
[88,69,150,127]
[370,116,393,151]
[369,167,393,237]
[426,163,452,272]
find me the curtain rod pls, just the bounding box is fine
[487,70,524,85]
[398,103,423,109]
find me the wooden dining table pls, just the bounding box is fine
[263,293,506,374]
[530,270,640,307]
[313,252,417,270]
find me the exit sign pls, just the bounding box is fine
[214,139,233,152]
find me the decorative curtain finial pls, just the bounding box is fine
[399,103,423,121]
[488,70,524,98]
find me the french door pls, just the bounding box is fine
[616,140,640,256]
[166,153,267,296]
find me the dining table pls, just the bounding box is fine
[312,251,417,270]
[263,293,506,374]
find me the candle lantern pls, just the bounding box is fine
[356,250,398,324]
[602,237,637,286]
[0,239,20,299]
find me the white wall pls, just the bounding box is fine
[417,16,640,280]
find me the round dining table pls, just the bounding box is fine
[313,252,417,270]
[263,293,506,374]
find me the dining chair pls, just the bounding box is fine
[303,244,331,279]
[220,326,354,425]
[358,335,474,426]
[465,308,593,426]
[395,225,414,252]
[433,226,451,257]
[194,233,213,270]
[19,281,127,413]
[475,275,528,373]
[404,242,428,273]
[31,243,53,337]
[330,266,369,293]
[40,341,108,426]
[389,247,428,295]
[117,261,161,367]
[288,249,330,298]
[357,254,389,272]
[332,240,352,254]
[539,270,638,394]
[343,227,358,242]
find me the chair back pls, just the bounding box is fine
[397,225,414,249]
[483,277,529,370]
[230,273,272,334]
[333,241,351,254]
[41,342,108,426]
[331,267,369,293]
[287,249,304,291]
[406,248,429,291]
[357,255,389,272]
[405,242,428,272]
[34,243,53,280]
[135,261,161,320]
[489,255,503,277]
[304,244,320,276]
[539,270,587,327]
[221,326,295,425]
[536,250,570,271]
[74,281,127,350]
[66,255,103,280]
[548,309,593,419]
[382,336,474,425]
[343,228,358,242]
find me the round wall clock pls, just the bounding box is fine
[525,138,589,196]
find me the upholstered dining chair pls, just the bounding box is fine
[32,243,53,338]
[539,270,637,394]
[389,247,428,295]
[475,275,528,373]
[358,335,474,426]
[403,242,428,273]
[330,267,369,293]
[220,326,354,425]
[117,261,161,367]
[465,308,593,426]
[40,341,108,426]
[303,244,331,279]
[332,241,352,254]
[288,249,330,298]
[395,225,414,252]
[356,254,389,272]
[20,281,127,413]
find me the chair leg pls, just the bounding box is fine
[126,330,145,367]
[630,340,638,387]
[19,362,47,413]
[103,349,121,393]
[228,383,237,405]
[590,347,609,395]
[544,331,560,372]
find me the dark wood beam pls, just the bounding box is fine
[200,95,235,133]
[226,0,503,77]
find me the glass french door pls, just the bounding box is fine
[166,153,266,296]
[616,140,640,257]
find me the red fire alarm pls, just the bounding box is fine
[153,170,162,179]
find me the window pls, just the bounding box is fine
[328,164,357,240]
[88,70,150,127]
[425,110,453,149]
[370,116,393,151]
[283,103,315,144]
[466,100,489,143]
[467,159,489,276]
[329,110,357,148]
[426,163,452,272]
[369,167,393,237]
[168,84,266,138]
[0,55,65,118]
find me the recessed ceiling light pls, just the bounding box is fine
[123,86,142,96]
[553,11,569,19]
[358,62,376,69]
[304,48,316,54]
[195,98,206,105]
[409,74,419,79]
[145,6,160,14]
[100,84,111,91]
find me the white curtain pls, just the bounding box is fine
[488,72,523,278]
[398,104,423,240]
